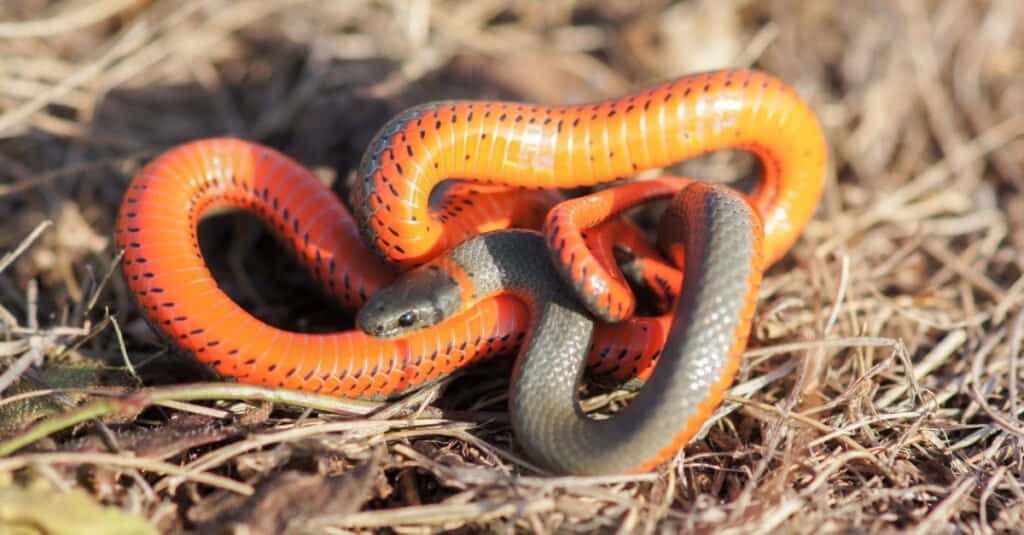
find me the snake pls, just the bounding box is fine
[350,68,825,473]
[357,182,764,475]
[353,69,826,270]
[115,138,674,400]
[117,67,826,473]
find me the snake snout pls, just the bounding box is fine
[355,300,395,338]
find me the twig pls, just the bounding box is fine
[0,220,52,275]
[0,23,148,136]
[0,0,140,39]
[0,383,385,456]
[109,315,138,379]
[152,417,452,494]
[0,341,44,395]
[309,498,556,529]
[0,451,253,495]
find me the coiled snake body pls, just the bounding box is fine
[116,69,827,474]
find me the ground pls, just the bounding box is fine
[0,0,1022,533]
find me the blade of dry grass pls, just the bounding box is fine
[0,0,140,39]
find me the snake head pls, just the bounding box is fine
[357,264,462,339]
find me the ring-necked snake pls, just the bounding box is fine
[115,67,827,474]
[359,182,763,475]
[353,69,826,268]
[115,138,671,400]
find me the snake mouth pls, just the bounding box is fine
[366,328,404,340]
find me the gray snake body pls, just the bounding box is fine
[359,183,764,475]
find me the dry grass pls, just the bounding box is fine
[0,0,1023,533]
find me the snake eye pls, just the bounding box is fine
[398,311,417,328]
